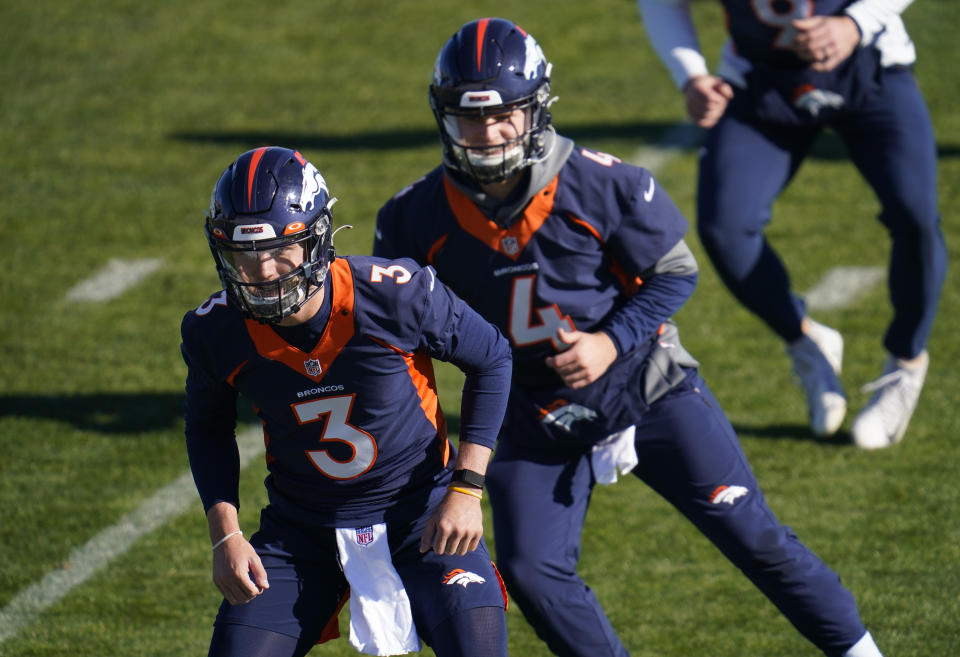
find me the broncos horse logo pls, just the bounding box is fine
[442,569,486,588]
[298,161,329,213]
[540,401,599,433]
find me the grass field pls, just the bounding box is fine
[1,1,957,655]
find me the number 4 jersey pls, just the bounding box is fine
[373,139,690,391]
[180,256,511,528]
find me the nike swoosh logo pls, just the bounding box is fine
[643,177,655,202]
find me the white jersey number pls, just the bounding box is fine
[509,275,574,351]
[370,264,412,284]
[195,290,228,316]
[750,0,813,50]
[293,395,377,480]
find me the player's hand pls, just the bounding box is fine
[420,488,484,556]
[212,534,269,605]
[545,328,618,389]
[682,75,734,129]
[792,15,860,72]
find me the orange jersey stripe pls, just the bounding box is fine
[426,234,448,267]
[567,212,643,296]
[367,336,448,445]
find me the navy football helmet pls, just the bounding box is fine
[206,147,335,323]
[429,18,554,184]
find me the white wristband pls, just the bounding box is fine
[211,529,243,551]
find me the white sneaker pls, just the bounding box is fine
[786,319,846,437]
[852,351,929,450]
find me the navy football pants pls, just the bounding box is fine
[697,68,946,358]
[206,506,507,657]
[487,373,866,657]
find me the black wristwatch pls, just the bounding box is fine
[451,468,486,488]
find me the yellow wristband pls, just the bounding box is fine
[447,485,483,500]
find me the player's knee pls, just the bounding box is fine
[879,191,939,235]
[697,215,744,251]
[497,549,577,599]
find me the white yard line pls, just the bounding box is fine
[65,258,164,302]
[804,266,886,311]
[0,426,264,644]
[627,122,703,171]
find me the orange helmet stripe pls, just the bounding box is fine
[246,147,268,210]
[475,18,489,72]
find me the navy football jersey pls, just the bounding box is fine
[716,0,888,123]
[374,146,688,388]
[180,256,511,528]
[722,0,856,67]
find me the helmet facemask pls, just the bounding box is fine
[208,209,334,324]
[432,84,553,184]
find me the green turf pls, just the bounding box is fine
[1,1,958,655]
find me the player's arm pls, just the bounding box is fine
[548,168,695,388]
[845,0,914,45]
[547,240,698,389]
[606,238,699,354]
[206,501,269,605]
[420,441,494,556]
[181,336,268,605]
[637,0,733,127]
[638,0,705,90]
[414,273,512,555]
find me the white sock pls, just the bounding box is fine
[843,631,883,657]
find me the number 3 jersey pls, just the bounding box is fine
[180,255,511,527]
[373,137,694,416]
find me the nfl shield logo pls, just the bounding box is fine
[355,526,374,546]
[501,236,519,256]
[304,358,322,376]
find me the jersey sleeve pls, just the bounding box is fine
[601,268,698,355]
[638,0,708,90]
[354,258,512,450]
[180,310,242,512]
[606,167,689,275]
[594,165,696,354]
[845,0,913,45]
[416,268,513,449]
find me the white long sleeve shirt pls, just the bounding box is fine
[638,0,917,89]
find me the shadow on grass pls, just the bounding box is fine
[0,392,463,437]
[169,120,694,152]
[169,120,960,161]
[732,422,853,447]
[0,392,191,434]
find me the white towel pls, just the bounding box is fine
[335,524,421,656]
[591,425,638,485]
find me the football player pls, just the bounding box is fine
[638,0,946,447]
[181,146,512,657]
[374,17,886,657]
